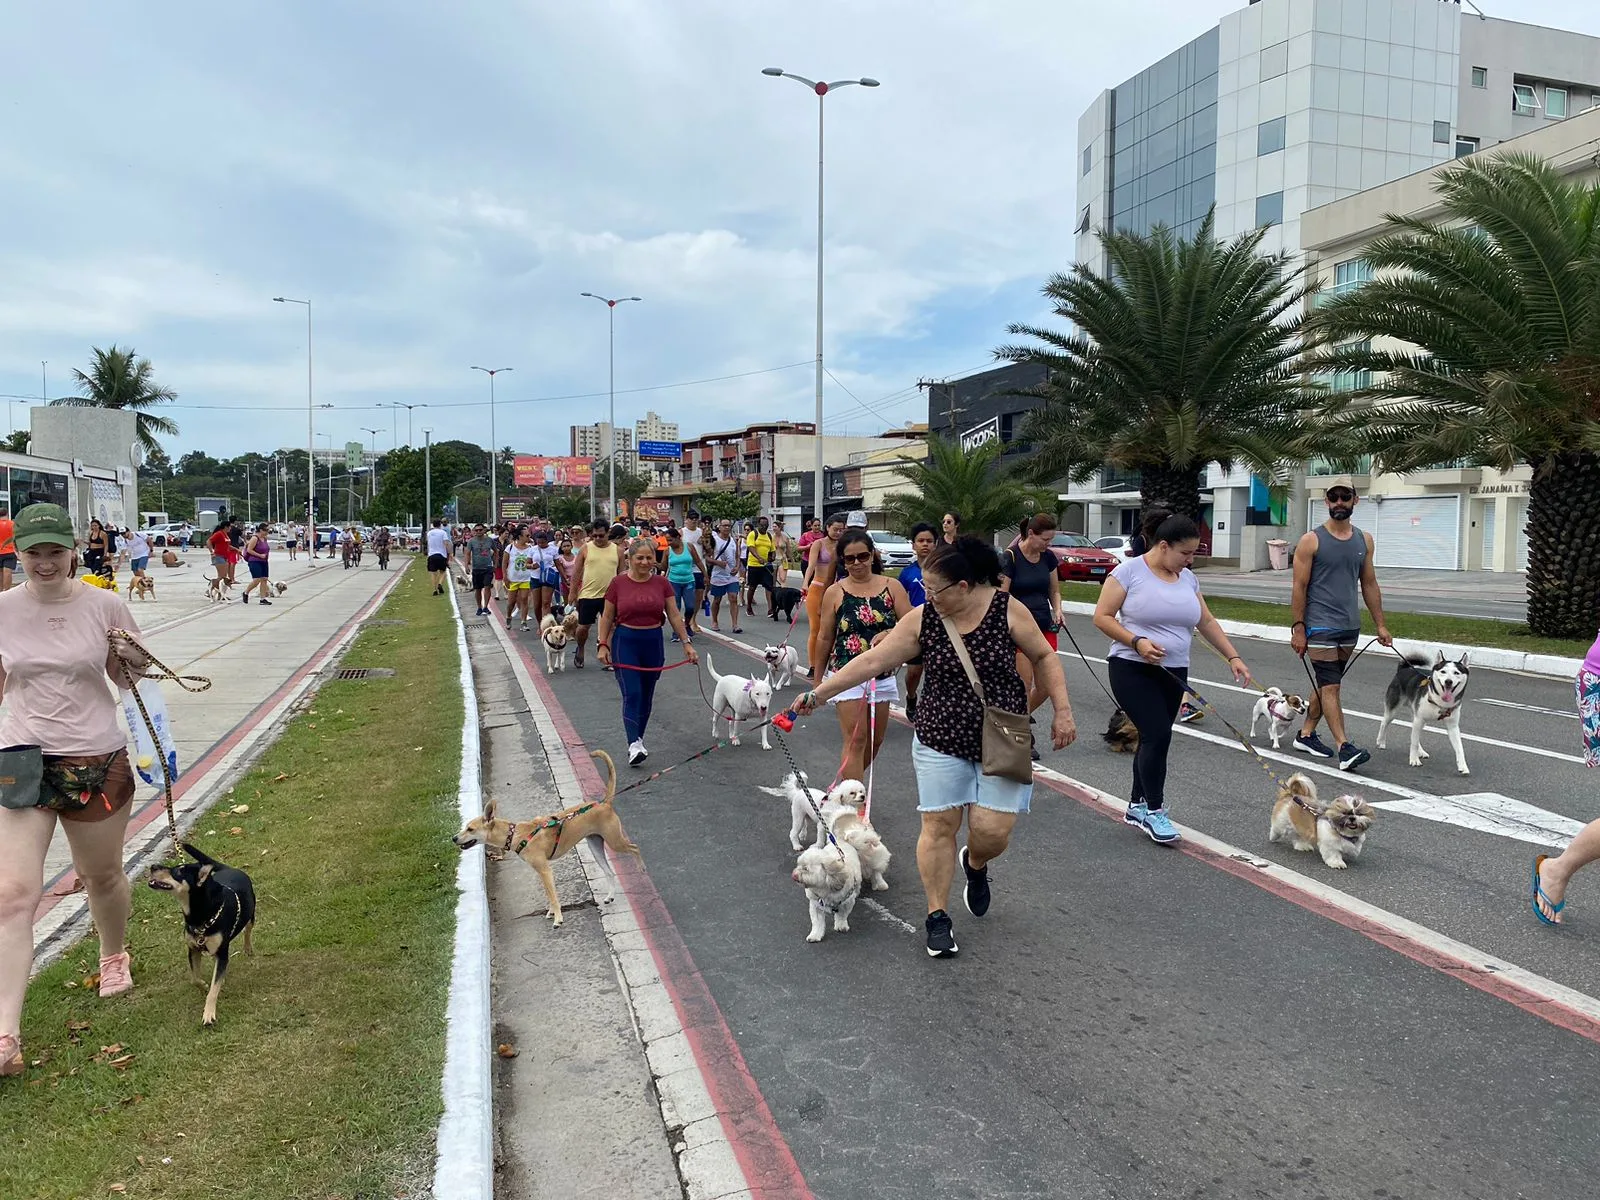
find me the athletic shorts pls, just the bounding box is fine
[131,556,149,573]
[1578,668,1600,768]
[507,580,531,592]
[52,748,136,824]
[576,597,605,626]
[746,564,772,588]
[828,674,899,705]
[247,560,269,579]
[911,735,1031,815]
[1305,626,1359,687]
[709,581,741,599]
[212,554,228,568]
[427,553,448,572]
[471,567,494,590]
[0,553,14,571]
[692,572,705,589]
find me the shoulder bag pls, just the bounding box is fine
[939,614,1033,784]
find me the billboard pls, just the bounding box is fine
[512,456,593,487]
[638,439,683,461]
[960,417,999,454]
[498,497,532,521]
[631,499,669,524]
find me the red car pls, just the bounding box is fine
[1049,532,1119,582]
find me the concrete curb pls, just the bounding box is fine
[1060,601,1583,680]
[431,584,494,1200]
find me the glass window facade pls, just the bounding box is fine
[1545,86,1567,118]
[1082,146,1091,176]
[1108,27,1218,242]
[8,467,69,515]
[1455,136,1478,158]
[1432,120,1451,144]
[1255,191,1283,228]
[1257,116,1286,156]
[1334,258,1373,293]
[1471,66,1487,88]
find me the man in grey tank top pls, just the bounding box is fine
[1289,475,1392,771]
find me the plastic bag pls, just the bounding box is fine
[121,680,178,787]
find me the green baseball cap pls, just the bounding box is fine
[14,503,77,552]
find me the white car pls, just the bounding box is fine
[873,536,917,570]
[1094,535,1138,562]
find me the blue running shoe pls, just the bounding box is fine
[1141,807,1181,844]
[1294,731,1335,759]
[1124,800,1149,828]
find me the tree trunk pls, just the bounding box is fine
[1526,453,1600,640]
[1137,465,1205,531]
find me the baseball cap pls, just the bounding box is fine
[14,503,76,552]
[1323,475,1357,495]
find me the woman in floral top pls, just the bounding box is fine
[816,529,913,785]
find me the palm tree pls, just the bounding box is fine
[996,210,1320,521]
[882,437,1056,537]
[52,345,179,455]
[1312,153,1600,638]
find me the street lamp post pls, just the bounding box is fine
[761,67,879,525]
[272,296,314,529]
[580,293,641,521]
[391,402,428,449]
[316,433,335,529]
[423,429,434,526]
[360,427,382,501]
[470,366,512,524]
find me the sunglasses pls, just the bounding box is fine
[1326,490,1356,502]
[842,551,873,565]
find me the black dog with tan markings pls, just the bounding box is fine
[147,843,256,1026]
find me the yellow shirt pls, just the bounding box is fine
[745,531,774,569]
[578,541,620,600]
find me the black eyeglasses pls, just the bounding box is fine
[1326,489,1356,502]
[926,579,963,599]
[842,551,873,565]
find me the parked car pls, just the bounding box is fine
[872,535,916,570]
[1093,534,1138,563]
[1049,533,1119,582]
[146,523,190,548]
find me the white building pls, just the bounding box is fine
[569,421,636,477]
[635,410,679,445]
[1074,0,1600,568]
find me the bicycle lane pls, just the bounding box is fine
[491,618,1600,1200]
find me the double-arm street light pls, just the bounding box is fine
[272,296,314,525]
[390,401,428,449]
[580,293,641,521]
[470,366,512,523]
[360,427,382,500]
[761,66,879,523]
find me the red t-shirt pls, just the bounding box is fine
[208,529,237,563]
[604,572,675,628]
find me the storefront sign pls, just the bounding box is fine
[960,417,999,454]
[1468,482,1529,496]
[780,476,802,500]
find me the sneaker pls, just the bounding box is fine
[1338,742,1372,772]
[628,741,646,767]
[241,593,249,603]
[98,951,133,998]
[925,910,958,958]
[1140,807,1182,845]
[1124,800,1149,828]
[1294,731,1335,759]
[1177,702,1203,723]
[520,621,529,631]
[258,598,272,605]
[960,846,991,917]
[636,742,648,763]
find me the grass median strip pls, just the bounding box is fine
[1061,582,1588,658]
[4,560,464,1200]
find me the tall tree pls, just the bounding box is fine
[366,445,473,525]
[996,210,1319,520]
[881,437,1056,537]
[52,345,180,455]
[1313,153,1600,638]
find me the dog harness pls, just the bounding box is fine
[813,882,861,915]
[1267,698,1297,723]
[502,802,600,855]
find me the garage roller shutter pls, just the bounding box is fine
[1373,496,1459,569]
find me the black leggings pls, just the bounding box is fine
[1107,657,1188,812]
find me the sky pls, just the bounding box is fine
[3,0,1598,462]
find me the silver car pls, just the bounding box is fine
[873,536,916,569]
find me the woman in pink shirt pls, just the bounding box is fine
[0,504,149,1078]
[1533,631,1600,924]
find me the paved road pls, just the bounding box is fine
[1195,565,1530,622]
[494,590,1600,1199]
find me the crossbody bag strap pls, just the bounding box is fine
[939,614,986,704]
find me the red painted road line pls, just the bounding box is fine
[498,626,813,1200]
[705,630,1600,1046]
[35,570,405,924]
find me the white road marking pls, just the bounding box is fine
[861,898,918,935]
[1477,697,1578,720]
[1034,763,1600,1029]
[1170,723,1577,847]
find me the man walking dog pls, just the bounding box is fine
[1290,475,1392,771]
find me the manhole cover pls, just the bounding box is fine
[334,667,396,681]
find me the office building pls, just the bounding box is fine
[635,410,679,445]
[570,422,636,477]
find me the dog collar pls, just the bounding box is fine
[1268,699,1293,722]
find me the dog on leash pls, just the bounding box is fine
[130,576,156,601]
[1376,652,1471,775]
[760,773,868,851]
[451,750,638,928]
[763,643,801,688]
[272,581,289,596]
[771,586,804,624]
[1249,687,1308,749]
[792,838,861,943]
[1103,708,1139,753]
[705,652,774,749]
[147,843,256,1026]
[820,799,890,892]
[203,574,232,602]
[1269,772,1376,870]
[539,610,577,673]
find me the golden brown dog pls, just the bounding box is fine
[1269,772,1376,870]
[130,576,156,601]
[451,750,638,927]
[1103,708,1139,753]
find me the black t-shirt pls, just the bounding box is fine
[1003,548,1057,632]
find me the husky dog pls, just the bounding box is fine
[1375,652,1470,775]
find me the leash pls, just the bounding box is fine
[607,657,697,673]
[863,680,877,824]
[107,628,213,858]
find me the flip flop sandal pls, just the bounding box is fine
[1533,854,1565,926]
[732,626,744,633]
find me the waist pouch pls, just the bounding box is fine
[0,748,119,813]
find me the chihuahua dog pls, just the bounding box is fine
[1249,687,1309,750]
[147,843,256,1026]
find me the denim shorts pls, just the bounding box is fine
[911,735,1031,815]
[709,581,741,598]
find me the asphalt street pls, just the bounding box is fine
[495,593,1600,1200]
[1194,566,1529,622]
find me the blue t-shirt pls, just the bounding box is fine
[1106,555,1202,668]
[899,562,926,607]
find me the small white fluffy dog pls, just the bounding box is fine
[1269,772,1376,870]
[705,653,774,749]
[820,800,890,892]
[763,643,801,688]
[759,773,868,852]
[539,611,577,673]
[1248,687,1308,749]
[792,838,861,943]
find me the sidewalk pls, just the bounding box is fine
[28,554,407,960]
[1195,563,1529,621]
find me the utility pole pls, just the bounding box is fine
[917,377,962,435]
[424,430,433,527]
